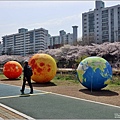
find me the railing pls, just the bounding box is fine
[57,68,75,74]
[57,68,120,75]
[112,68,120,75]
[0,67,120,75]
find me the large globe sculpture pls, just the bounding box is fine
[3,61,23,79]
[28,54,57,83]
[76,56,112,90]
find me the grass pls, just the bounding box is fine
[52,73,120,90]
[53,73,120,84]
[0,72,120,90]
[111,75,120,85]
[105,75,120,91]
[53,74,77,81]
[0,72,22,80]
[51,73,79,86]
[0,73,8,79]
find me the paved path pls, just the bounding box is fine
[0,83,120,119]
[0,105,26,119]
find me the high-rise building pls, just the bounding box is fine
[72,26,78,44]
[2,26,78,55]
[48,26,78,49]
[2,28,49,56]
[0,42,3,55]
[82,0,120,44]
[60,30,74,45]
[48,36,61,49]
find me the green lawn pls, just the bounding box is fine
[52,74,120,90]
[0,72,120,90]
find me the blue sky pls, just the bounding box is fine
[0,1,120,41]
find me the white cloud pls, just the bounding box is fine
[26,13,81,32]
[24,13,81,37]
[0,13,82,39]
[27,13,81,28]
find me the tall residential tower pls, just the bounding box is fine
[82,0,120,44]
[72,26,78,44]
[48,26,78,49]
[2,28,49,56]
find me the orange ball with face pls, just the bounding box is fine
[28,54,57,83]
[3,61,23,79]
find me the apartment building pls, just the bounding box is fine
[0,42,3,55]
[2,25,78,55]
[82,0,120,44]
[48,26,78,49]
[2,28,49,56]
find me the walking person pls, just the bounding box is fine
[20,60,33,94]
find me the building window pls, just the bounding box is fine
[102,23,108,26]
[102,14,108,18]
[102,18,108,22]
[102,10,108,14]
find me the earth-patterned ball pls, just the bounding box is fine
[76,57,112,90]
[28,54,57,83]
[3,61,23,79]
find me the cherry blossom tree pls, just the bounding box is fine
[0,42,119,68]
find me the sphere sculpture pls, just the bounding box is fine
[3,61,22,79]
[28,53,57,83]
[76,56,112,90]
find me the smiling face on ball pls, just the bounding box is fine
[3,61,23,79]
[28,54,57,83]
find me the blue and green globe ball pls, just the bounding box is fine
[76,56,112,90]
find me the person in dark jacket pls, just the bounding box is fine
[20,60,33,94]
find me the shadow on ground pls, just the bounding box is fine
[79,89,119,96]
[19,94,31,97]
[28,82,57,87]
[1,78,21,81]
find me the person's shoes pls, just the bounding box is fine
[20,90,24,94]
[30,91,33,94]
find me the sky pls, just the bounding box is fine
[0,1,120,41]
